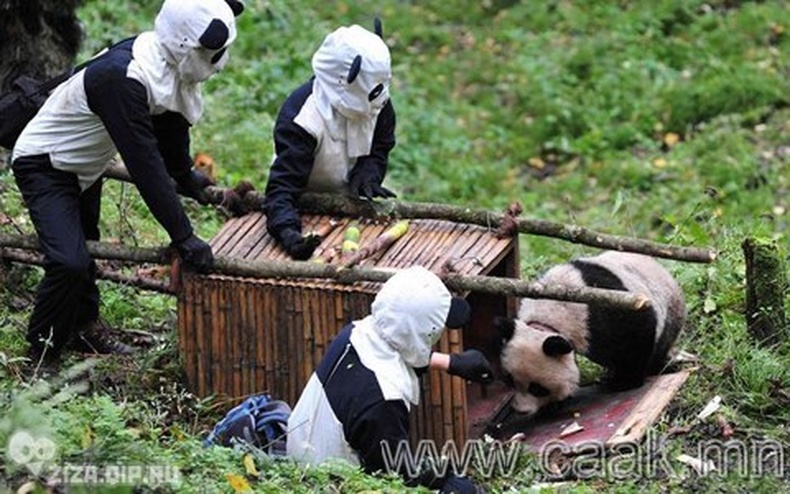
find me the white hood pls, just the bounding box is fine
[129,0,237,124]
[311,24,392,158]
[349,266,453,407]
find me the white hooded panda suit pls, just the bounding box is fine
[287,266,478,493]
[263,24,396,260]
[11,0,241,357]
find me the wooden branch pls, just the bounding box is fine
[0,247,173,294]
[0,233,650,310]
[102,162,716,264]
[0,233,170,264]
[297,194,717,264]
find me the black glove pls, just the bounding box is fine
[448,349,494,384]
[175,234,214,273]
[440,475,483,494]
[176,169,214,206]
[348,162,397,201]
[280,229,322,261]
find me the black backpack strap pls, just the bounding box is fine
[39,36,136,94]
[39,69,76,93]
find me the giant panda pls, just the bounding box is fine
[496,251,686,415]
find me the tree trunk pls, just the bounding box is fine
[0,233,652,311]
[0,0,84,92]
[742,237,788,346]
[102,161,717,264]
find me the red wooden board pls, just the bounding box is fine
[469,370,692,452]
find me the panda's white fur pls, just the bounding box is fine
[498,251,686,415]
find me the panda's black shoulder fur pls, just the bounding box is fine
[570,260,628,291]
[570,259,659,389]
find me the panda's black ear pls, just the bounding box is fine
[494,317,515,343]
[347,55,362,83]
[542,335,573,357]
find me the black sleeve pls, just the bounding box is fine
[347,399,410,475]
[349,400,455,491]
[151,111,193,182]
[352,99,396,183]
[85,68,193,244]
[262,84,318,242]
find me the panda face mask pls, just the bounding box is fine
[312,25,392,122]
[155,0,237,84]
[336,57,390,121]
[177,41,231,84]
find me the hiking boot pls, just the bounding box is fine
[67,320,134,355]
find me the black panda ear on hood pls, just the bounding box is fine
[542,335,573,357]
[347,54,362,83]
[494,317,516,344]
[373,17,383,38]
[225,0,244,16]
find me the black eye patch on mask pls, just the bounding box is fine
[199,19,229,50]
[368,83,384,102]
[210,47,227,64]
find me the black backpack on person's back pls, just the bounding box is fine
[0,38,127,151]
[0,71,72,150]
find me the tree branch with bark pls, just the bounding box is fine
[0,233,651,311]
[102,161,716,264]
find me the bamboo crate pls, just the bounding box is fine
[177,211,519,447]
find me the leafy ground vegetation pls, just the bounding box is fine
[1,0,789,492]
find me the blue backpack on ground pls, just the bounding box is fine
[204,393,291,455]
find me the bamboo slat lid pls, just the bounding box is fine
[208,212,516,293]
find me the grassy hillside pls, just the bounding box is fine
[1,0,788,492]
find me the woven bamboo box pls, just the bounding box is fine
[177,211,519,447]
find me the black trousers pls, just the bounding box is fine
[12,154,102,355]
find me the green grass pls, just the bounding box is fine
[1,0,789,492]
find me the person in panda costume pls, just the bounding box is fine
[495,251,686,415]
[287,266,490,494]
[11,0,244,362]
[263,22,397,260]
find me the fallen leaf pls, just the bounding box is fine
[243,454,259,478]
[225,473,252,493]
[82,425,94,448]
[697,395,722,420]
[559,421,584,438]
[677,453,716,475]
[664,132,680,147]
[671,350,700,364]
[528,157,545,169]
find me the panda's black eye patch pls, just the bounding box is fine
[368,83,384,101]
[501,373,515,388]
[527,382,551,397]
[210,47,227,64]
